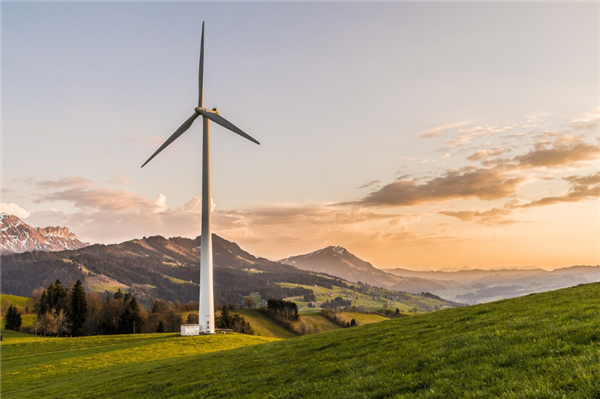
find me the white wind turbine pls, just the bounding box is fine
[142,22,260,334]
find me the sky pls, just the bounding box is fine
[1,2,599,270]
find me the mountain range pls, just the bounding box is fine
[2,214,598,306]
[280,245,600,304]
[0,214,88,255]
[1,225,456,312]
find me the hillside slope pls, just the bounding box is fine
[2,283,599,398]
[0,234,348,305]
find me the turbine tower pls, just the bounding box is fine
[141,22,259,334]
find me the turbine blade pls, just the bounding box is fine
[141,113,200,167]
[198,22,205,108]
[199,109,260,145]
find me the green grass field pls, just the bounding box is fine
[2,283,600,398]
[1,331,278,398]
[1,294,32,307]
[232,309,298,339]
[289,313,343,335]
[279,282,444,314]
[334,312,389,326]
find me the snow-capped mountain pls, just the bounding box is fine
[0,214,89,255]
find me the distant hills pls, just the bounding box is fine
[281,245,600,304]
[280,246,446,293]
[384,265,600,304]
[0,234,342,305]
[1,233,456,311]
[0,214,88,255]
[3,213,597,306]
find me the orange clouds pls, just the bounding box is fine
[355,167,525,207]
[514,142,600,168]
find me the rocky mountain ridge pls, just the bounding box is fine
[0,214,88,255]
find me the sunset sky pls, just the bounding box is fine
[2,2,599,270]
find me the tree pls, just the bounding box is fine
[396,308,400,315]
[156,320,165,333]
[244,296,256,308]
[70,280,87,336]
[220,305,233,328]
[350,318,356,327]
[113,289,124,300]
[5,305,22,331]
[118,297,143,334]
[48,280,69,314]
[40,311,57,336]
[38,290,49,316]
[55,309,70,336]
[186,313,199,324]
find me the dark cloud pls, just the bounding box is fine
[514,142,600,168]
[352,167,524,207]
[518,172,600,208]
[441,172,600,225]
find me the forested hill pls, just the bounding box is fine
[0,234,352,306]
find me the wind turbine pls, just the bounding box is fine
[141,22,260,334]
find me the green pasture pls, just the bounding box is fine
[233,309,298,339]
[2,283,599,398]
[1,294,32,307]
[279,282,441,314]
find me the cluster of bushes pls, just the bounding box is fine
[303,293,316,302]
[264,298,299,322]
[320,296,352,309]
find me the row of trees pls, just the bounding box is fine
[264,298,299,322]
[320,296,352,309]
[26,280,258,337]
[216,306,254,334]
[31,280,188,336]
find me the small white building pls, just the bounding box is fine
[181,324,200,336]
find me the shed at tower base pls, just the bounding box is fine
[181,324,200,336]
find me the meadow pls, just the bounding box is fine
[2,282,599,398]
[278,282,446,314]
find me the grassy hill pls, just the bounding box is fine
[1,294,31,307]
[2,283,599,398]
[280,282,450,314]
[232,309,298,339]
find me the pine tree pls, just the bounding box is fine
[113,289,124,300]
[38,290,49,316]
[5,305,22,331]
[219,305,233,329]
[118,296,143,334]
[350,318,356,327]
[128,297,143,334]
[156,320,165,333]
[70,279,87,336]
